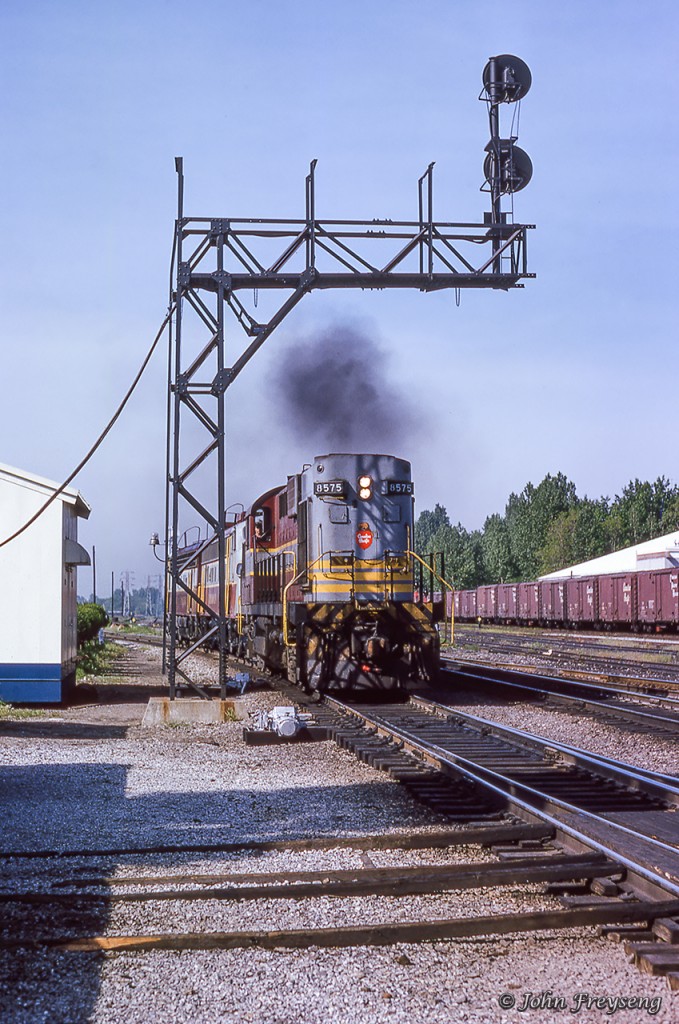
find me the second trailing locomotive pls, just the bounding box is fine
[173,453,445,693]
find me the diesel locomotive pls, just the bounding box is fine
[172,453,446,693]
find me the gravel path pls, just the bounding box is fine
[0,643,674,1022]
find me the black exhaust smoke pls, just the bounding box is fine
[269,324,422,451]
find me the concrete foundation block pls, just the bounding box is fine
[142,697,244,727]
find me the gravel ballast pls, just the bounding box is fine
[0,642,674,1022]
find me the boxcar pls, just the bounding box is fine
[598,573,637,627]
[497,583,518,621]
[477,585,498,621]
[517,581,540,623]
[565,576,598,626]
[462,589,477,619]
[638,568,679,628]
[452,589,477,621]
[540,579,566,625]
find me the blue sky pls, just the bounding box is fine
[1,1,677,592]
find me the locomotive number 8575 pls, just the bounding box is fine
[172,452,444,693]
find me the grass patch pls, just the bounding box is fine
[115,623,162,636]
[0,700,46,720]
[76,641,123,679]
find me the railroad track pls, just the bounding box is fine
[316,696,679,875]
[451,626,679,684]
[51,635,678,982]
[5,827,679,963]
[4,691,679,986]
[2,809,679,981]
[115,630,679,738]
[444,656,679,699]
[297,692,679,982]
[107,630,164,647]
[440,661,679,740]
[454,624,679,659]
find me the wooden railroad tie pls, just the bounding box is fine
[4,899,679,954]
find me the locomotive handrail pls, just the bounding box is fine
[407,549,455,645]
[282,550,330,647]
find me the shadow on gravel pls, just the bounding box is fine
[0,950,106,1024]
[0,721,130,740]
[0,760,433,1020]
[84,681,171,705]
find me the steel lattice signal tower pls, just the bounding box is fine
[163,56,534,698]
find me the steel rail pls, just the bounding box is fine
[324,697,679,900]
[413,696,679,790]
[440,662,679,725]
[442,657,679,709]
[453,625,679,654]
[449,640,679,677]
[449,630,679,681]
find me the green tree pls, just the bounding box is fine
[505,473,578,580]
[77,603,109,646]
[607,477,679,549]
[571,497,610,563]
[661,492,679,534]
[539,507,578,575]
[482,512,515,582]
[539,497,610,575]
[432,522,484,590]
[415,504,450,554]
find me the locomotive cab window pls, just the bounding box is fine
[253,507,271,540]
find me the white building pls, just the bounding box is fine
[0,463,91,703]
[540,530,679,581]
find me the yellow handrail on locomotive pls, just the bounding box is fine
[283,549,333,647]
[406,548,455,646]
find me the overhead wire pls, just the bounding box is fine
[0,304,176,549]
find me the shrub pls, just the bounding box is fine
[77,603,109,647]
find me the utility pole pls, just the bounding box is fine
[120,571,134,618]
[92,545,97,605]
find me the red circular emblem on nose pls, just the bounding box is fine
[356,528,373,550]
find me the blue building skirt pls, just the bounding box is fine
[0,664,64,703]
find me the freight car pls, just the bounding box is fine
[451,567,679,632]
[173,453,446,693]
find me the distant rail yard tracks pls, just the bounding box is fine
[453,624,679,686]
[441,661,679,739]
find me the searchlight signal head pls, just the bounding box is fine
[481,55,532,211]
[483,142,533,194]
[482,55,532,104]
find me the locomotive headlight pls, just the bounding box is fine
[358,475,372,500]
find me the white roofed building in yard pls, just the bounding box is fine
[0,463,91,703]
[540,530,679,581]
